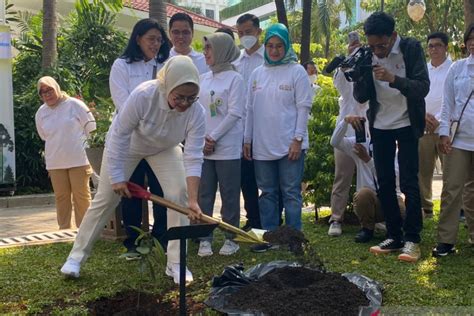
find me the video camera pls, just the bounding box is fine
[323,46,373,82]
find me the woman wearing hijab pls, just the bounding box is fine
[60,56,205,284]
[35,76,96,230]
[243,23,313,231]
[109,18,171,260]
[196,33,244,257]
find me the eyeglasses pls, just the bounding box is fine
[171,29,192,37]
[144,36,165,44]
[368,42,391,51]
[428,43,446,50]
[39,88,54,97]
[174,95,199,105]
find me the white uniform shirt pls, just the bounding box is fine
[199,70,245,160]
[439,55,474,151]
[106,80,206,184]
[244,63,313,160]
[425,58,452,121]
[333,69,368,137]
[372,35,410,130]
[170,48,209,74]
[35,97,96,170]
[331,120,402,195]
[109,58,165,113]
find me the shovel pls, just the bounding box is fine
[126,182,265,244]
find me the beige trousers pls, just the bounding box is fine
[67,146,189,265]
[330,148,356,222]
[49,165,92,229]
[437,148,474,244]
[353,187,406,230]
[418,133,444,211]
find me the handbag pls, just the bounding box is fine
[449,89,474,143]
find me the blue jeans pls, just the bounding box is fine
[254,152,305,231]
[372,127,422,243]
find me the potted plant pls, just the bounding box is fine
[85,96,114,175]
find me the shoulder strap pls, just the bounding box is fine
[458,89,474,122]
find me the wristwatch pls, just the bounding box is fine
[294,136,303,142]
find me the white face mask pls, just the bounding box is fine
[309,74,318,84]
[240,35,258,50]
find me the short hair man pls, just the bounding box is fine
[353,12,430,262]
[303,61,321,95]
[169,13,208,74]
[234,13,264,231]
[419,32,451,218]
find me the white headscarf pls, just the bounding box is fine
[156,55,200,98]
[37,76,69,106]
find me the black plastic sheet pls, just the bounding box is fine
[205,261,383,316]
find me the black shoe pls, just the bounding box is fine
[423,209,433,219]
[355,228,374,243]
[369,238,404,254]
[250,243,279,253]
[241,222,252,232]
[432,243,456,257]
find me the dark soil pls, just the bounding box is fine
[87,290,206,316]
[226,266,369,315]
[319,211,360,226]
[263,225,308,255]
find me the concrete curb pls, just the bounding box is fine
[0,193,55,209]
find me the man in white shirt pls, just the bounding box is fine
[303,60,321,96]
[234,14,264,231]
[419,32,452,218]
[168,13,209,74]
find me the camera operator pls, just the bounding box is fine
[353,12,430,262]
[328,32,368,237]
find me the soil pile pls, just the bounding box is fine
[226,266,369,315]
[87,290,205,316]
[263,225,308,255]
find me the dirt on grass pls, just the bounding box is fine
[262,225,308,255]
[87,290,206,316]
[226,266,369,315]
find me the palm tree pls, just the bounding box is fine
[149,0,167,28]
[275,0,289,28]
[465,0,474,29]
[41,0,57,70]
[300,0,312,63]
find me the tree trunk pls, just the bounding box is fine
[275,0,289,28]
[465,0,474,30]
[300,0,312,64]
[149,0,167,28]
[41,0,57,70]
[324,34,330,59]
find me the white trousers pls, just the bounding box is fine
[67,146,189,265]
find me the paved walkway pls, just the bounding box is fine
[0,175,443,245]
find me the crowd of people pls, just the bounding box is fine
[33,10,473,284]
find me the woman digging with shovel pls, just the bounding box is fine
[60,56,205,284]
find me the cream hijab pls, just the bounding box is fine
[37,76,69,107]
[156,55,200,100]
[204,33,240,74]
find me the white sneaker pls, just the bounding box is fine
[165,263,193,284]
[328,221,342,237]
[60,258,81,278]
[219,239,240,255]
[198,240,213,257]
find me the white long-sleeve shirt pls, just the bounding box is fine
[170,48,209,74]
[425,58,452,121]
[244,63,313,160]
[35,97,96,170]
[439,55,474,151]
[333,69,368,137]
[331,120,401,195]
[109,58,165,113]
[199,70,245,160]
[106,80,206,184]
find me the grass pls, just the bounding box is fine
[1,201,473,314]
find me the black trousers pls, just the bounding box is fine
[241,157,261,229]
[122,159,167,250]
[372,126,423,243]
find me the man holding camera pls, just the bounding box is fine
[353,12,430,262]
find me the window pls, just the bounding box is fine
[205,9,215,19]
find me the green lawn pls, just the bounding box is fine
[1,201,473,314]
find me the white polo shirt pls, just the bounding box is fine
[170,47,209,74]
[372,35,410,130]
[199,70,245,160]
[425,57,452,119]
[234,45,265,87]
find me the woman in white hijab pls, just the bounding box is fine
[35,76,96,230]
[60,56,205,284]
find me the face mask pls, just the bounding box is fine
[240,35,258,50]
[309,74,318,83]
